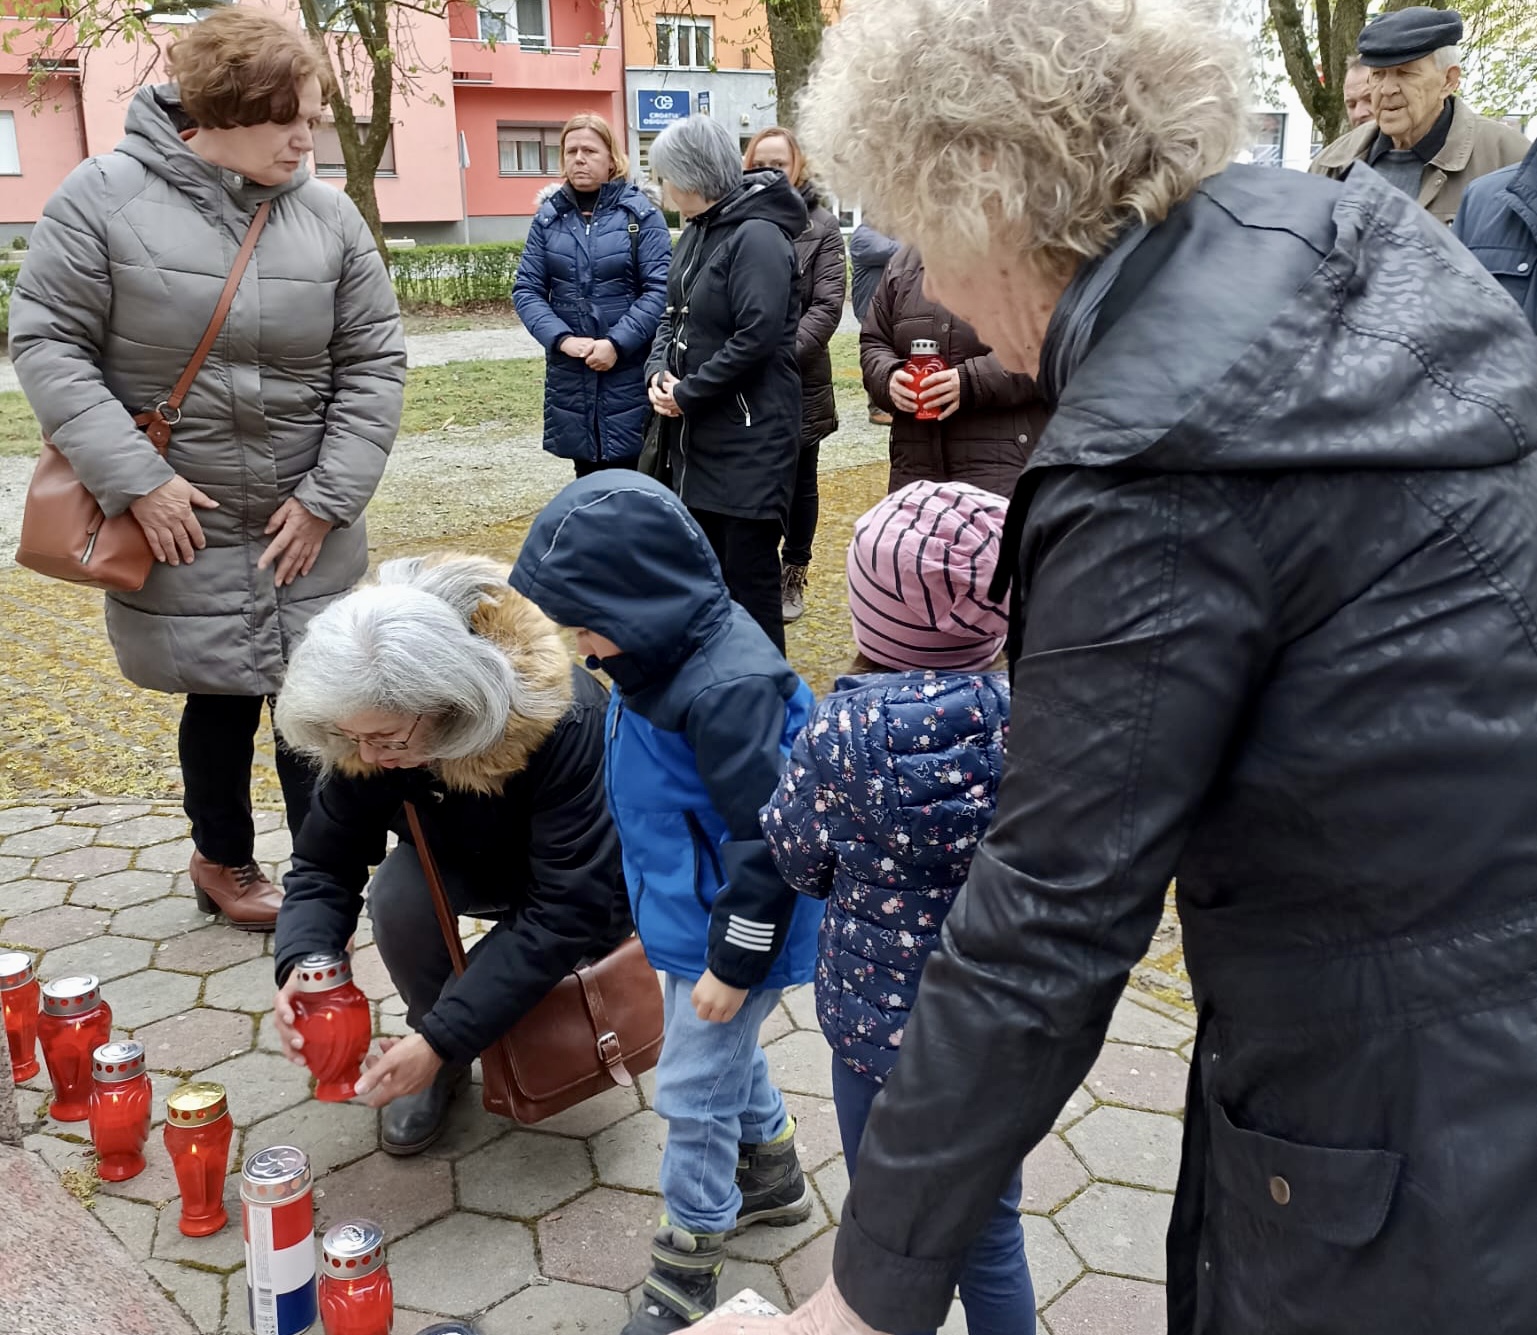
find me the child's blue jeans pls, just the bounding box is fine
[833,1056,1036,1335]
[652,972,789,1236]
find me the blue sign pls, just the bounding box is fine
[696,91,711,115]
[638,90,689,131]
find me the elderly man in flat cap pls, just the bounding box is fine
[1311,6,1528,223]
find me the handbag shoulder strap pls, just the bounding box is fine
[403,801,470,978]
[164,200,272,414]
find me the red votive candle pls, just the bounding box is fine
[290,952,372,1102]
[0,951,41,1083]
[319,1219,394,1335]
[904,338,949,422]
[89,1039,151,1181]
[37,975,113,1122]
[164,1081,235,1237]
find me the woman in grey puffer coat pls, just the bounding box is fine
[9,10,405,930]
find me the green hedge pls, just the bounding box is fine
[390,242,525,308]
[0,264,17,345]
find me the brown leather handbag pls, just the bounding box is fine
[404,802,665,1124]
[14,201,272,592]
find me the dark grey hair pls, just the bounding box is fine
[275,555,527,770]
[650,115,743,203]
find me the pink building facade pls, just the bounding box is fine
[0,0,626,242]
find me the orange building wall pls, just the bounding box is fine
[0,73,86,226]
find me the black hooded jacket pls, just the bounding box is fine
[832,163,1537,1335]
[645,170,807,522]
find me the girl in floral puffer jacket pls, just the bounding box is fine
[760,479,1035,1335]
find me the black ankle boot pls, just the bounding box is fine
[621,1223,724,1333]
[381,1063,469,1156]
[733,1117,812,1231]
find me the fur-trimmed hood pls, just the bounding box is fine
[332,559,575,796]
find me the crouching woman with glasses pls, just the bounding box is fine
[268,553,632,1153]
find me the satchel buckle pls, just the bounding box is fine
[596,1030,622,1067]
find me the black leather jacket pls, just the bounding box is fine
[833,163,1537,1335]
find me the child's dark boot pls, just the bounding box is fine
[621,1221,724,1333]
[733,1117,813,1231]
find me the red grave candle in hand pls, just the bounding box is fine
[319,1219,394,1335]
[164,1082,235,1237]
[0,951,41,1083]
[290,952,372,1102]
[37,975,113,1122]
[905,338,948,422]
[89,1039,152,1182]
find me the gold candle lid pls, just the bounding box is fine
[166,1081,228,1124]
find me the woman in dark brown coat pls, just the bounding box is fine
[861,245,1048,496]
[744,127,847,623]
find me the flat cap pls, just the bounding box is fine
[1357,6,1463,67]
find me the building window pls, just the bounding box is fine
[312,121,397,177]
[1250,112,1286,167]
[655,15,713,69]
[498,123,561,175]
[154,3,229,23]
[0,112,19,175]
[478,0,548,47]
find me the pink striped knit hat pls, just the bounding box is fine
[846,480,1011,672]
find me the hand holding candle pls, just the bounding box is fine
[286,952,372,1102]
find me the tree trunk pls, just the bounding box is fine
[764,0,825,126]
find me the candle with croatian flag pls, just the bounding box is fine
[0,951,41,1082]
[37,975,112,1122]
[164,1081,235,1236]
[242,1144,319,1335]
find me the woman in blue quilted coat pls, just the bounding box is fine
[512,113,671,476]
[760,480,1034,1335]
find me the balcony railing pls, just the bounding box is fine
[449,37,621,91]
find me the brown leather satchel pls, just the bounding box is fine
[14,201,272,592]
[404,802,665,1124]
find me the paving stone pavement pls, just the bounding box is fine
[0,800,1192,1334]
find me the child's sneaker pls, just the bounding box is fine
[733,1118,813,1230]
[622,1222,724,1333]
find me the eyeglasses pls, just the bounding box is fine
[328,713,424,753]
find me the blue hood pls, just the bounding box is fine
[510,474,733,676]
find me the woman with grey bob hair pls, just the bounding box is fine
[644,115,808,652]
[710,0,1537,1333]
[267,554,631,1155]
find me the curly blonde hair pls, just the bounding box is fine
[797,0,1248,272]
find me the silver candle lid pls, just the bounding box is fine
[0,951,34,991]
[92,1040,146,1084]
[292,952,354,995]
[321,1219,387,1280]
[241,1144,313,1203]
[41,975,102,1016]
[909,338,941,355]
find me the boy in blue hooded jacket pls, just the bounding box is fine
[510,473,822,1334]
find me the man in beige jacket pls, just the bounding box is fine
[1310,6,1528,224]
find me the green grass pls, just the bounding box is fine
[0,332,865,458]
[1,391,37,457]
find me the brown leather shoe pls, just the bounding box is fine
[868,407,894,426]
[189,852,281,932]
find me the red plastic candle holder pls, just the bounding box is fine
[89,1040,151,1182]
[164,1082,235,1237]
[905,338,949,422]
[37,976,113,1122]
[319,1219,394,1335]
[0,951,41,1083]
[290,953,372,1102]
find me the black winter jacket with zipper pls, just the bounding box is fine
[645,170,806,522]
[831,162,1537,1335]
